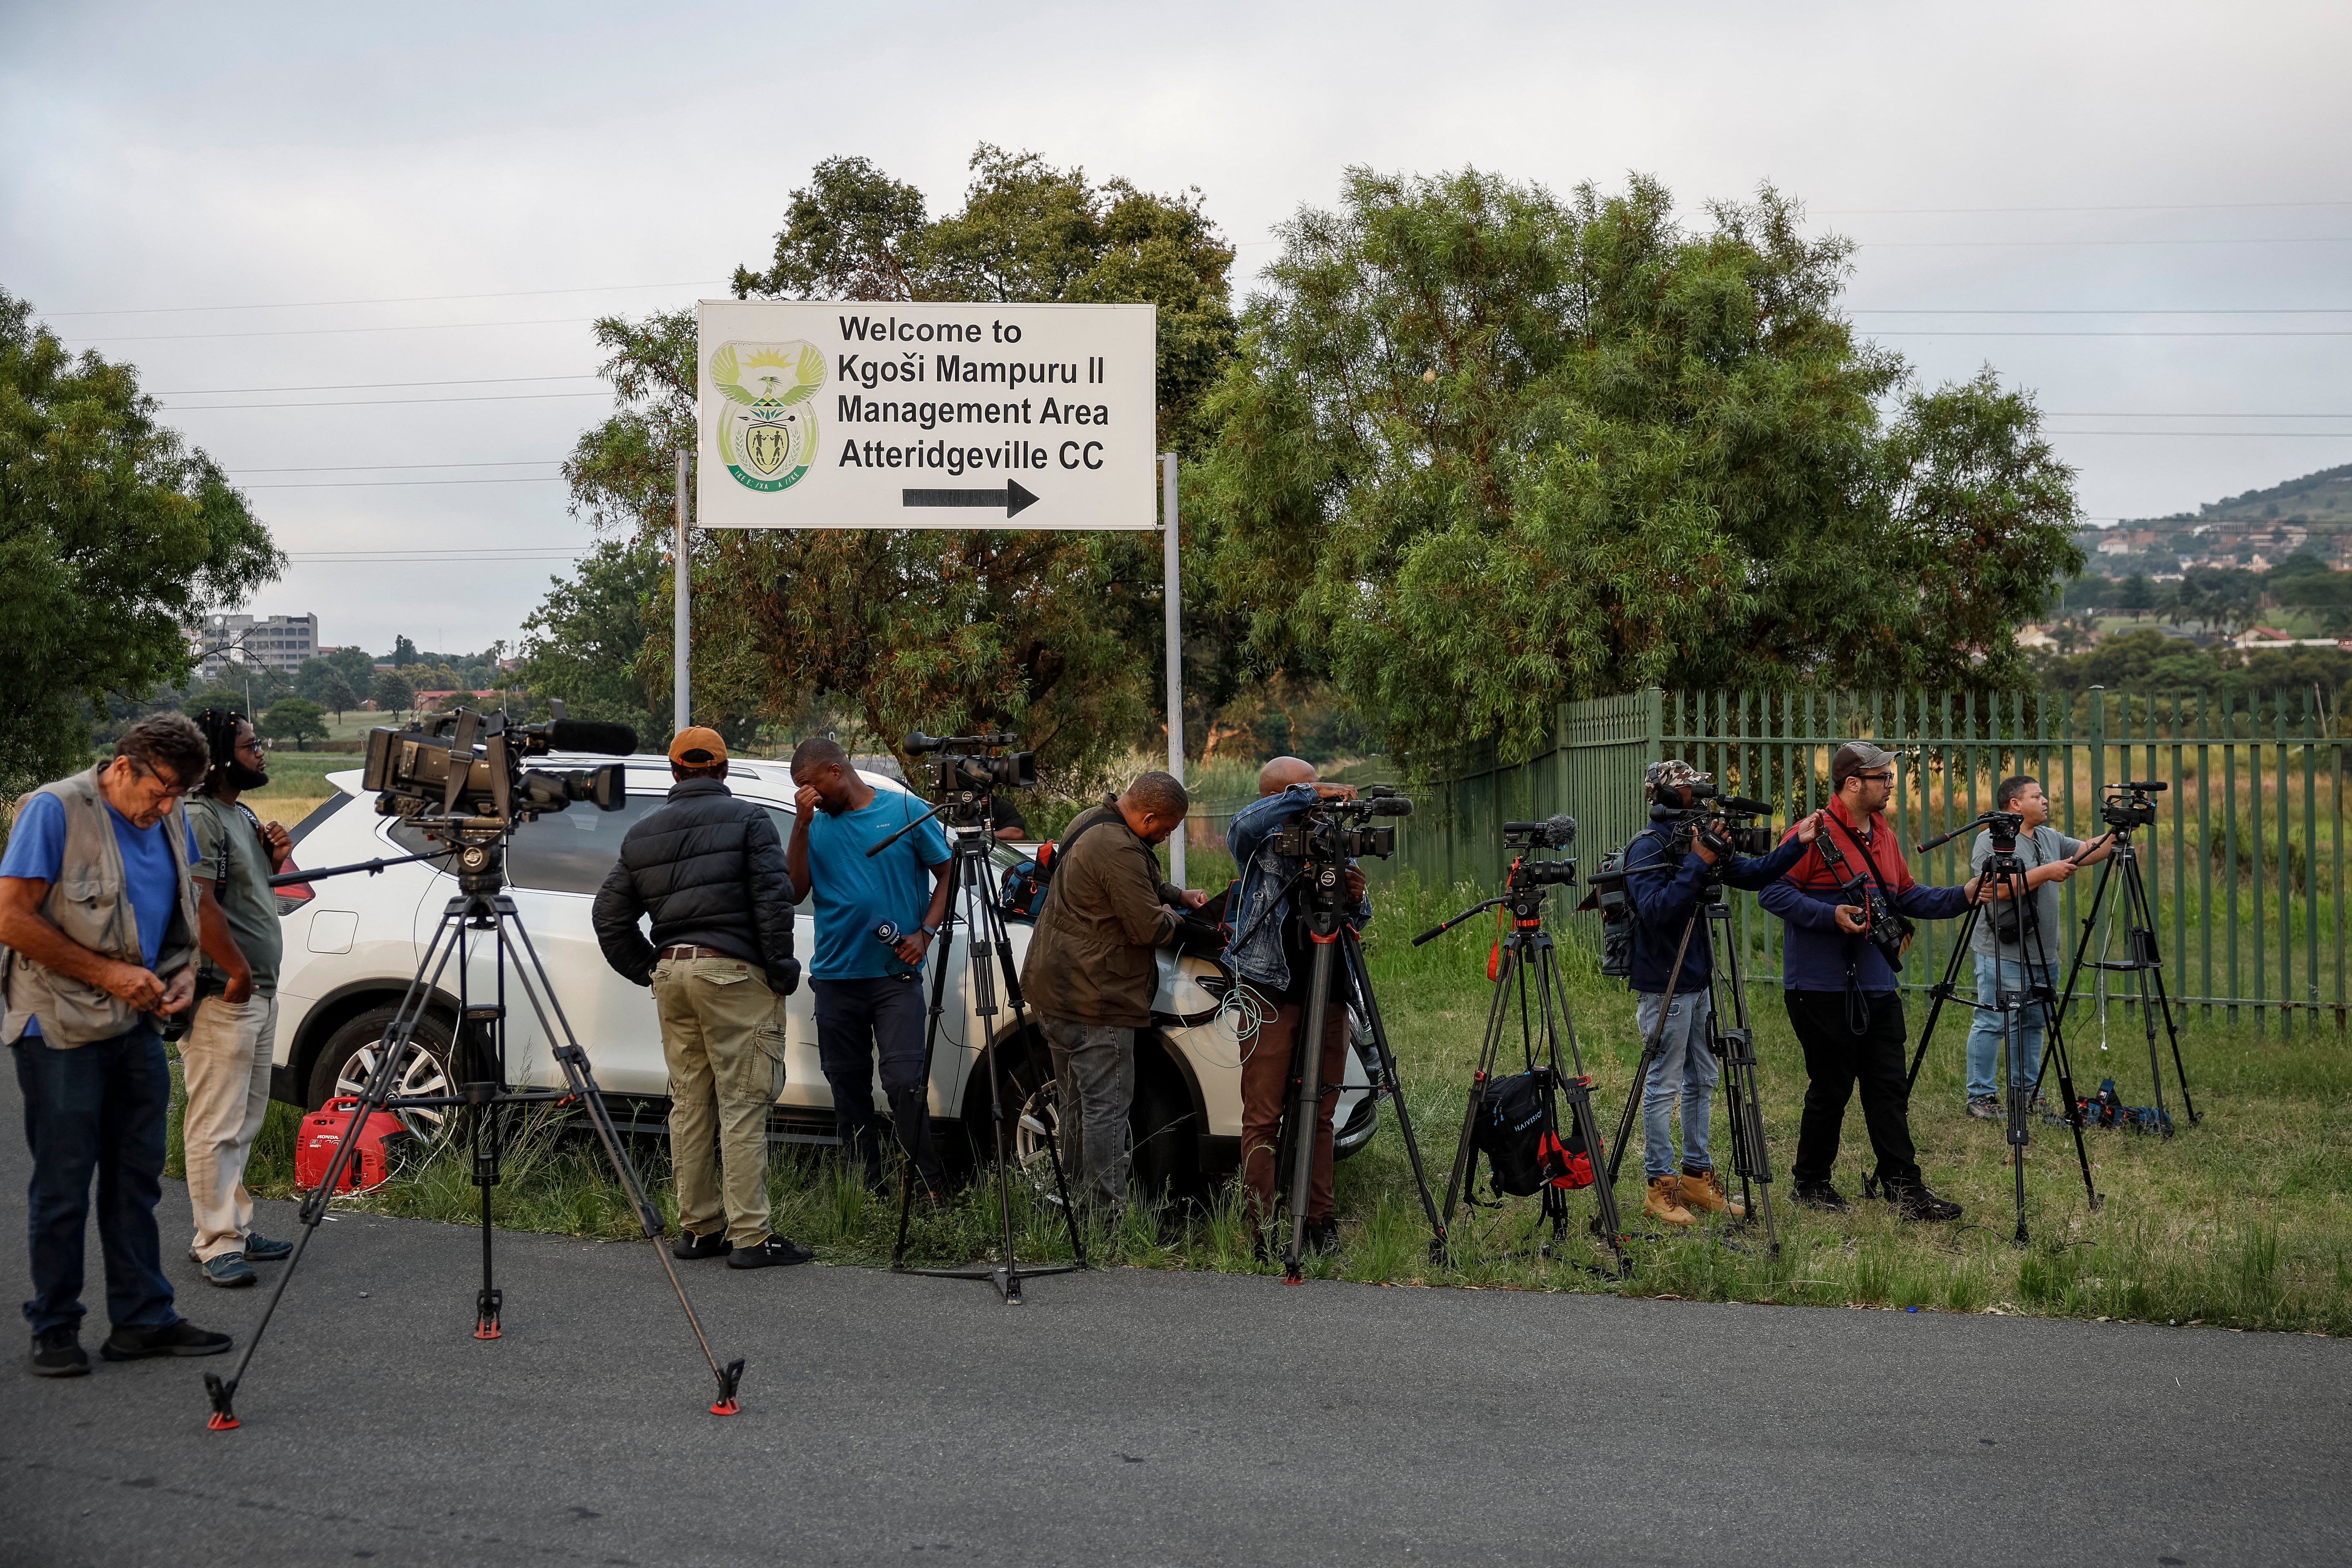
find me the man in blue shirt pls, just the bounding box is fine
[1620,760,1823,1227]
[786,739,954,1197]
[0,714,252,1377]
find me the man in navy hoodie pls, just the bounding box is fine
[1759,742,1982,1221]
[1621,760,1823,1227]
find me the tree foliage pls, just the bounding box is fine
[563,145,1239,776]
[514,536,665,738]
[369,669,413,718]
[1200,169,2084,763]
[260,697,327,750]
[0,289,280,794]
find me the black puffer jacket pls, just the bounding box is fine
[592,778,798,992]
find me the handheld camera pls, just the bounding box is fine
[904,730,1035,828]
[1269,785,1415,863]
[2103,780,2167,831]
[1502,814,1579,888]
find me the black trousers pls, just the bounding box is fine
[1782,989,1921,1188]
[813,976,944,1193]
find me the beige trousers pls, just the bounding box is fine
[182,992,278,1261]
[650,954,787,1248]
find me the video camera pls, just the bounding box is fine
[1269,785,1415,863]
[363,709,634,831]
[2103,780,2167,831]
[1502,814,1579,886]
[904,730,1035,828]
[1652,779,1775,859]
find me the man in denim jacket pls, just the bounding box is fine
[1221,758,1370,1253]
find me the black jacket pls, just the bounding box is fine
[592,778,798,992]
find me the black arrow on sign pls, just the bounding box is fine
[901,479,1039,518]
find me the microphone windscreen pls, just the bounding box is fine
[1369,797,1414,817]
[548,719,639,756]
[1717,795,1775,815]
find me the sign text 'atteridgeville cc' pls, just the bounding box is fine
[695,300,1156,530]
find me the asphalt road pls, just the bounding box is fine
[3,1068,2345,1568]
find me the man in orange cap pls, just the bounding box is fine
[594,727,809,1269]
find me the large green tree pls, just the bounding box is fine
[561,146,1239,776]
[0,290,280,795]
[1201,169,2085,763]
[514,536,666,740]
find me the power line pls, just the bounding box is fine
[1851,308,2352,315]
[2044,412,2352,418]
[2042,431,2352,438]
[1859,237,2352,248]
[241,476,569,489]
[285,547,589,561]
[67,316,599,344]
[1818,199,2352,215]
[1870,330,2352,337]
[223,460,563,473]
[166,390,613,411]
[48,281,727,317]
[156,373,601,394]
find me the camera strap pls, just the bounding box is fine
[1037,806,1116,916]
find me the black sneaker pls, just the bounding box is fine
[1884,1179,1964,1223]
[1304,1216,1341,1255]
[242,1232,294,1261]
[726,1234,814,1270]
[29,1327,89,1378]
[671,1228,733,1262]
[101,1320,232,1360]
[1793,1181,1850,1213]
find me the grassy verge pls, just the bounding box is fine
[167,872,2352,1334]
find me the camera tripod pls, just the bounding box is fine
[876,800,1088,1304]
[2051,818,2197,1133]
[203,829,743,1430]
[1889,818,2101,1241]
[1238,843,1445,1283]
[1599,868,1780,1257]
[1419,861,1629,1276]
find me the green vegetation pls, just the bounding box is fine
[173,871,2350,1336]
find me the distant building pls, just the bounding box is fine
[186,612,319,677]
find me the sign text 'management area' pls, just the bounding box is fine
[695,300,1157,530]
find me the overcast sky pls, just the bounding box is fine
[3,1,2347,660]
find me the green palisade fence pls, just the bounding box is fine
[1382,685,2348,1034]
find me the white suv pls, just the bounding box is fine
[270,758,1377,1196]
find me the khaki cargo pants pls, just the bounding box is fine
[650,954,788,1248]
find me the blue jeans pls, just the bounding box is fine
[1965,958,2050,1101]
[13,1024,178,1336]
[1636,989,1717,1180]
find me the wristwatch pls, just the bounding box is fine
[918,924,940,939]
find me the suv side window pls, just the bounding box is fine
[388,795,674,896]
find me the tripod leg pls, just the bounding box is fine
[1342,931,1445,1254]
[2144,940,2197,1125]
[1608,907,1701,1187]
[1869,911,1978,1201]
[1705,911,1778,1256]
[2123,858,2191,1133]
[1283,934,1342,1284]
[205,906,469,1429]
[503,908,745,1412]
[894,854,967,1268]
[1439,944,1516,1248]
[972,881,1086,1267]
[2051,854,2118,1039]
[1534,943,1626,1270]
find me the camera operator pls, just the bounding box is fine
[1222,757,1368,1253]
[785,737,954,1201]
[1963,777,2113,1121]
[1623,760,1825,1227]
[1758,742,1982,1221]
[593,727,810,1271]
[1018,772,1202,1216]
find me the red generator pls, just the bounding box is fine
[295,1097,408,1193]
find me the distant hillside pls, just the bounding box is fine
[2122,463,2352,529]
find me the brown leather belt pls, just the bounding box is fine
[659,944,736,961]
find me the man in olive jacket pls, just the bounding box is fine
[1019,772,1203,1213]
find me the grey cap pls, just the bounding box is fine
[1830,741,1897,790]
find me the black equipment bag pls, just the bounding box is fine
[1588,848,1633,979]
[1472,1070,1594,1197]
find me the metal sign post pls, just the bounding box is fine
[1161,452,1185,886]
[673,448,691,732]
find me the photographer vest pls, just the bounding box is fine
[1,766,200,1047]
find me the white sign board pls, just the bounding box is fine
[694,300,1156,530]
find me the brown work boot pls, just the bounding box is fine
[1644,1174,1695,1227]
[1677,1166,1747,1219]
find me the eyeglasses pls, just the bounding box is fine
[128,760,195,800]
[1852,770,1894,783]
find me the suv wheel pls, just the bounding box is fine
[307,1004,456,1144]
[970,1034,1201,1205]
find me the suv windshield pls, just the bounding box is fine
[388,793,678,896]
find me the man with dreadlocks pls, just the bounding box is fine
[181,709,297,1288]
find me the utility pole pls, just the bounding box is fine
[673,448,691,737]
[1161,453,1185,886]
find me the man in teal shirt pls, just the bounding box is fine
[786,740,954,1195]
